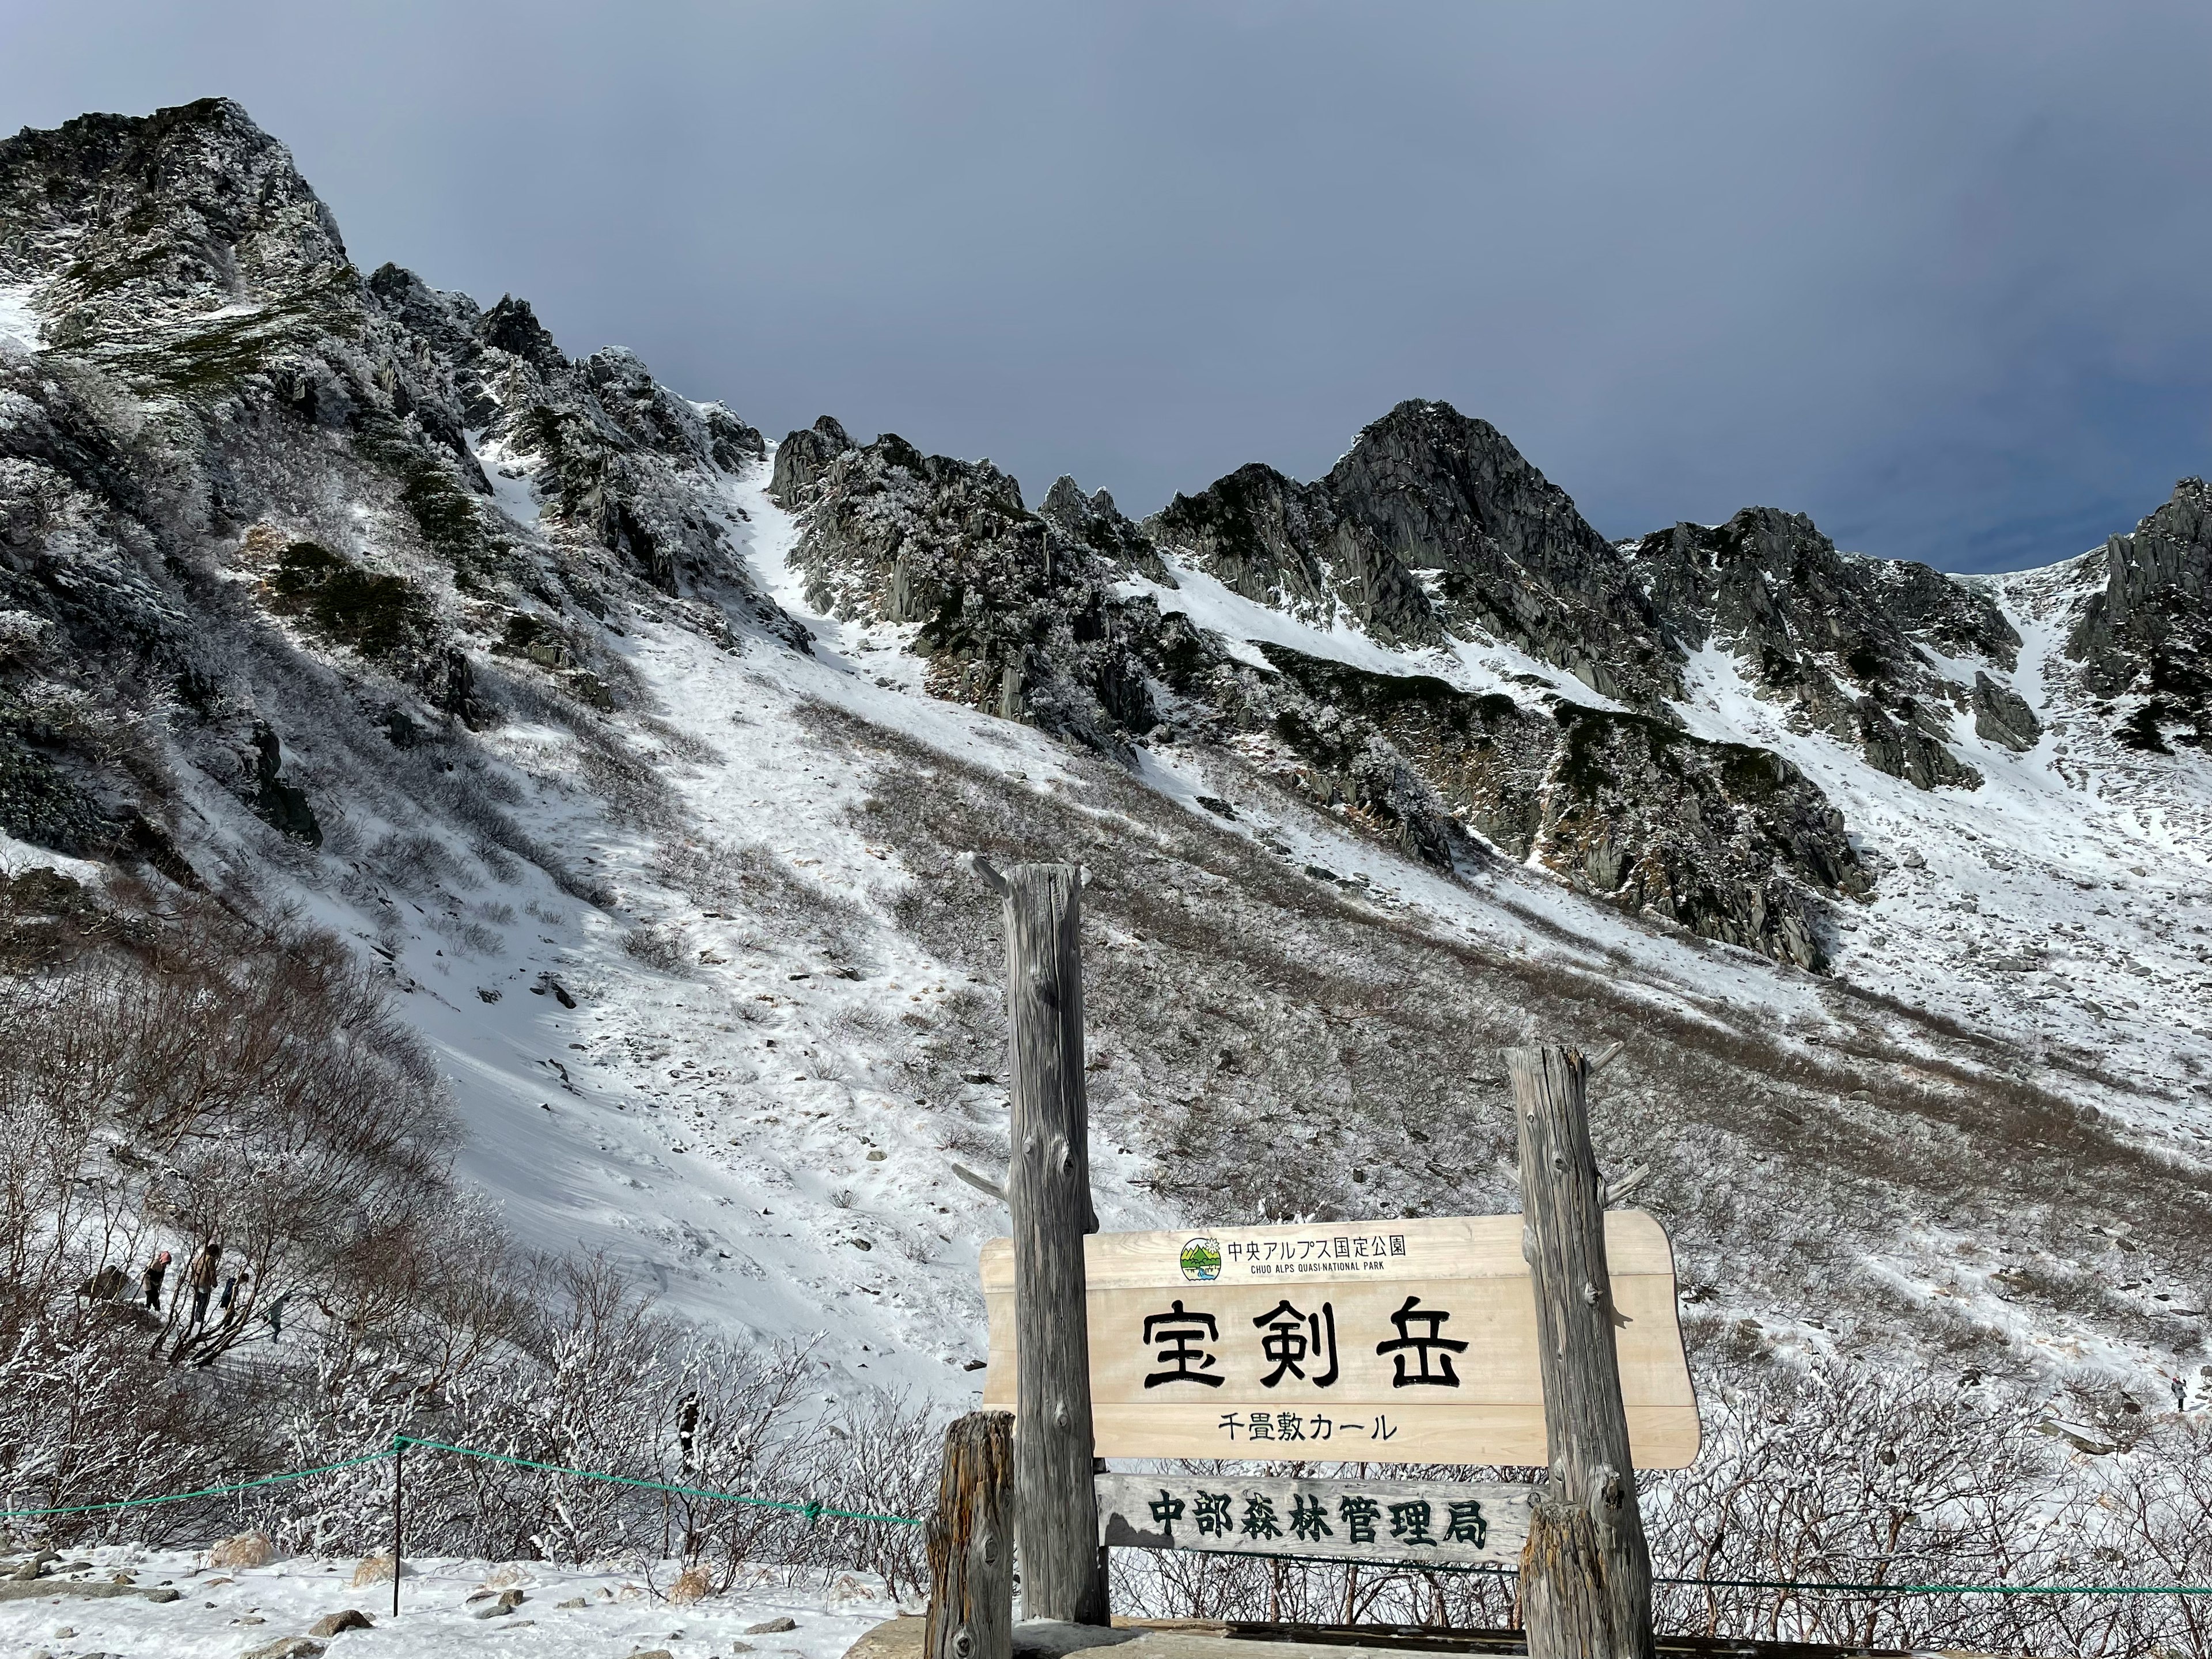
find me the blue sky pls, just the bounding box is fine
[6,1,2210,570]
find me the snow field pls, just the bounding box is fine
[0,1547,903,1659]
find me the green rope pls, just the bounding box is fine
[12,1440,2212,1600]
[391,1435,922,1527]
[0,1446,397,1520]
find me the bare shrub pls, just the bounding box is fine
[623,922,693,974]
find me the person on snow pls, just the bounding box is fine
[140,1248,171,1312]
[260,1291,289,1343]
[219,1266,249,1313]
[184,1237,222,1330]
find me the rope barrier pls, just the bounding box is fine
[0,1447,396,1520]
[9,1442,2212,1599]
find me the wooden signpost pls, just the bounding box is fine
[979,1213,1697,1470]
[952,855,1676,1659]
[1099,1472,1536,1567]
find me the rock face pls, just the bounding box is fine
[2065,476,2211,752]
[0,97,788,899]
[775,429,1156,756]
[1622,506,2026,786]
[1148,399,1679,702]
[1183,644,1865,969]
[775,408,1877,967]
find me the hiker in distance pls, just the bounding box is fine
[185,1237,222,1331]
[140,1248,171,1313]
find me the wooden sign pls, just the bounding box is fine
[980,1211,1698,1468]
[1097,1472,1537,1567]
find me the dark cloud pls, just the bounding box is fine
[7,1,2209,570]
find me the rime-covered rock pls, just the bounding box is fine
[2065,476,2211,751]
[770,415,853,506]
[1150,399,1678,700]
[0,96,796,887]
[785,435,1154,756]
[1622,506,2014,787]
[1196,645,1865,968]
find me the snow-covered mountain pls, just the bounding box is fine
[3,97,2207,1430]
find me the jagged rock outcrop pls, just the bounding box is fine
[1039,475,1172,585]
[0,96,789,890]
[776,406,1884,965]
[778,433,1154,755]
[1181,643,1863,969]
[1148,399,1681,702]
[1623,506,2024,786]
[769,416,853,507]
[2065,477,2210,751]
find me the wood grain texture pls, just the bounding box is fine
[988,861,1108,1625]
[1098,1473,1537,1566]
[926,1412,1014,1659]
[1511,1044,1654,1659]
[979,1212,1698,1468]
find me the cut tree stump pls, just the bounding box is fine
[926,1411,1015,1659]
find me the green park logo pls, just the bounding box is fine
[1179,1236,1222,1282]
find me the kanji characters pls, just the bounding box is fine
[1374,1294,1468,1387]
[1192,1491,1233,1537]
[1338,1494,1382,1544]
[1444,1499,1488,1547]
[1240,1495,1283,1540]
[1143,1300,1223,1388]
[1252,1297,1341,1388]
[1388,1499,1437,1546]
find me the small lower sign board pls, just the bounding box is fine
[982,1211,1698,1468]
[1097,1473,1536,1567]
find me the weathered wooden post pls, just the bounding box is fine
[927,1411,1016,1659]
[969,855,1108,1626]
[1509,1044,1655,1659]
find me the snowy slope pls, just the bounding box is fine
[249,446,2194,1415]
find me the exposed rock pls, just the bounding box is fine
[1150,399,1677,699]
[1039,475,1172,585]
[1623,506,2006,787]
[770,415,854,506]
[785,434,1154,756]
[240,1639,326,1659]
[308,1608,373,1635]
[249,722,320,845]
[2065,476,2211,749]
[0,94,801,912]
[1215,645,1864,968]
[747,1615,799,1633]
[1971,670,2042,751]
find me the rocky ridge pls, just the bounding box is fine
[0,97,785,895]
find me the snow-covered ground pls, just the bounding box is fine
[0,1547,903,1659]
[0,283,44,353]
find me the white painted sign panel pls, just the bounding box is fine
[981,1211,1698,1468]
